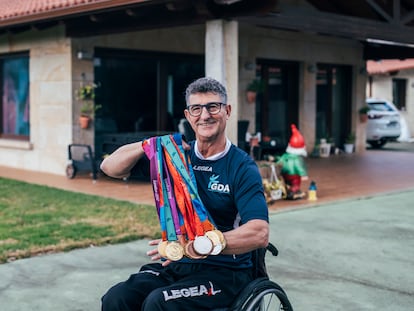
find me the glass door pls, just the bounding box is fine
[255,60,299,153]
[316,64,352,146]
[93,48,204,157]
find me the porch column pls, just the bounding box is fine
[301,62,317,153]
[353,64,368,154]
[205,20,239,144]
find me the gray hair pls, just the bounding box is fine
[185,77,227,106]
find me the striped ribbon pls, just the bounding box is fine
[143,134,215,244]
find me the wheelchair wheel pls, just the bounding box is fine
[65,163,77,179]
[236,279,293,311]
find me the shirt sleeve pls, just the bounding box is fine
[233,155,269,224]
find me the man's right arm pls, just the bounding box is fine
[100,141,145,179]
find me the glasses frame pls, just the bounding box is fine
[186,102,226,117]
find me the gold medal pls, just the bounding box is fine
[157,240,168,258]
[165,241,184,261]
[205,230,223,255]
[213,229,226,248]
[184,241,206,259]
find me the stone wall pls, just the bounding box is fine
[0,26,72,174]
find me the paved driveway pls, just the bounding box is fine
[1,190,413,310]
[369,141,414,152]
[267,190,414,310]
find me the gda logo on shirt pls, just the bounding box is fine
[208,175,230,193]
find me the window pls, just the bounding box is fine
[94,48,203,133]
[1,52,30,139]
[392,78,406,110]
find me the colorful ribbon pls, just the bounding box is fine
[143,134,216,244]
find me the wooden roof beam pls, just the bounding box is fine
[401,9,414,24]
[365,0,393,23]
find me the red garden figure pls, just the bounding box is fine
[276,124,309,200]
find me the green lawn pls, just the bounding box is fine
[0,177,159,263]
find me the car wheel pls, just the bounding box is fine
[368,140,387,149]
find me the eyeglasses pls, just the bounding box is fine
[186,102,226,117]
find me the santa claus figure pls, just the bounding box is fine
[276,124,309,200]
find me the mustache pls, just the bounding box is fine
[196,119,216,126]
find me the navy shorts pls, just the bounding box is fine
[102,262,253,311]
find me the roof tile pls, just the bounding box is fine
[367,59,414,74]
[0,0,104,21]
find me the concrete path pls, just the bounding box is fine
[1,190,413,310]
[266,190,414,310]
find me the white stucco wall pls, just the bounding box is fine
[368,71,414,139]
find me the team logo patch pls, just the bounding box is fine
[208,175,230,194]
[163,281,222,301]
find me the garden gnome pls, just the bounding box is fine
[276,124,309,200]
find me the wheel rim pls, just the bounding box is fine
[244,288,292,311]
[258,290,286,311]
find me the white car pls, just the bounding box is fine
[366,98,401,148]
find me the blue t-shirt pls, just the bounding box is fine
[183,142,268,268]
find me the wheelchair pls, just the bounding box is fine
[214,243,293,311]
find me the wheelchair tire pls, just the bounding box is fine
[231,278,293,311]
[66,164,77,179]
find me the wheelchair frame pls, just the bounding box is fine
[228,277,293,311]
[225,243,293,311]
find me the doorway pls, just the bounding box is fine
[316,64,352,146]
[93,48,204,157]
[255,59,299,153]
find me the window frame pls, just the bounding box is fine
[0,51,30,141]
[392,78,407,111]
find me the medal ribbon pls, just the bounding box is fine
[142,138,166,240]
[143,137,182,242]
[144,134,216,243]
[161,150,185,238]
[161,135,216,232]
[157,138,178,241]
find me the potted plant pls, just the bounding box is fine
[344,132,355,154]
[79,103,94,129]
[246,79,264,104]
[76,82,100,129]
[358,105,370,123]
[319,138,331,158]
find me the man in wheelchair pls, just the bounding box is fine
[100,78,271,311]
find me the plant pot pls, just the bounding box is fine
[79,115,91,129]
[246,91,257,104]
[319,142,331,158]
[359,113,368,123]
[344,143,354,154]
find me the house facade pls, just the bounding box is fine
[1,0,414,176]
[367,59,414,139]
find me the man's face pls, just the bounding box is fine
[184,92,231,142]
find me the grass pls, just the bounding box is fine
[0,177,160,263]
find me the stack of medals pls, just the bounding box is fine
[143,134,226,261]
